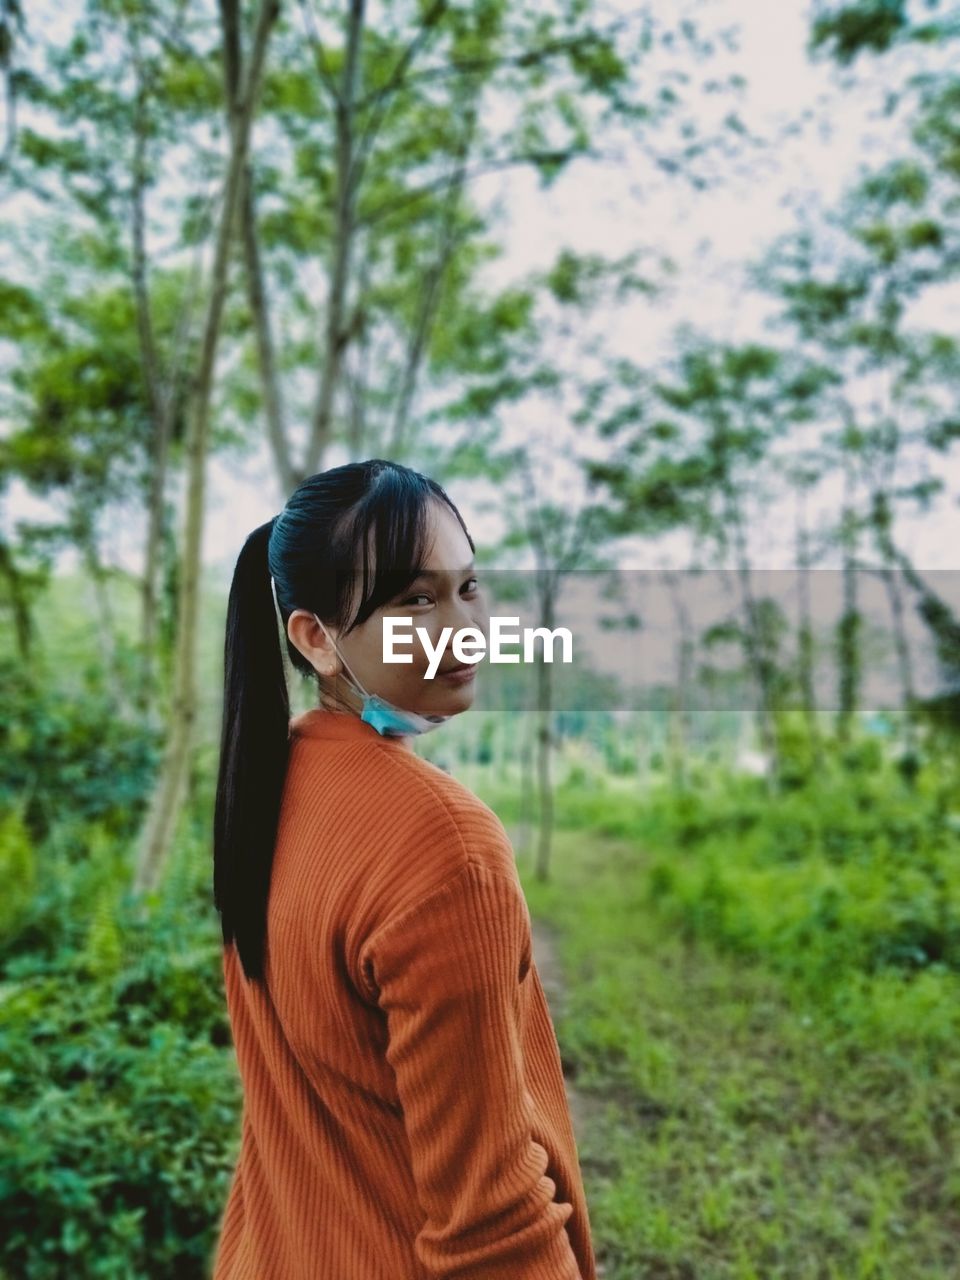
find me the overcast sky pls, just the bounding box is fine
[4,0,959,582]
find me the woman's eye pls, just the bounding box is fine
[403,578,479,606]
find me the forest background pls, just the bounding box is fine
[1,0,959,1276]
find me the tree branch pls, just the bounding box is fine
[358,145,599,228]
[297,0,342,106]
[353,19,632,113]
[349,0,449,196]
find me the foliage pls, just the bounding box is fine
[495,728,960,1019]
[0,656,162,846]
[0,819,238,1280]
[522,794,960,1278]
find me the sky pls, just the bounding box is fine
[3,0,959,587]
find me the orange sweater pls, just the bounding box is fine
[212,706,597,1280]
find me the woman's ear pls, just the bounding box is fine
[287,610,341,678]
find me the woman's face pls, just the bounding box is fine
[289,500,489,722]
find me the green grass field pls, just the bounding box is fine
[2,651,958,1276]
[471,768,960,1280]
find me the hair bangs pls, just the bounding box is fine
[335,466,437,635]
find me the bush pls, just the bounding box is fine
[0,828,240,1279]
[0,803,36,943]
[631,757,960,996]
[0,659,162,844]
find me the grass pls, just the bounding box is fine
[5,634,958,1277]
[472,773,960,1280]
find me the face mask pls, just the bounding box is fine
[312,613,452,738]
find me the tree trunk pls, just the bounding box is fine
[870,489,918,756]
[305,0,366,477]
[534,574,556,883]
[794,482,823,771]
[239,163,295,494]
[342,239,372,458]
[728,498,780,791]
[0,539,32,663]
[665,568,694,791]
[132,0,280,898]
[881,542,960,699]
[76,510,128,715]
[517,708,535,863]
[836,451,861,746]
[130,62,171,715]
[128,24,210,720]
[219,0,296,497]
[388,94,480,460]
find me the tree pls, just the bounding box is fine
[132,0,280,896]
[2,0,227,710]
[756,152,960,748]
[232,0,746,483]
[807,0,960,733]
[422,245,662,877]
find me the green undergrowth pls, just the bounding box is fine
[0,808,240,1279]
[478,764,960,1280]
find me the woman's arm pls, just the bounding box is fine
[362,857,583,1280]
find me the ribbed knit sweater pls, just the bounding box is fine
[211,706,596,1280]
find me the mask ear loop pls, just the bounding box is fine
[269,573,295,709]
[312,613,369,700]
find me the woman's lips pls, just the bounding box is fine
[438,662,478,684]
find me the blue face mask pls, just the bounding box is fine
[312,612,451,738]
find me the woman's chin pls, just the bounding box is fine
[433,675,478,711]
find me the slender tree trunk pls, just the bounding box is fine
[517,707,535,862]
[727,495,780,790]
[239,166,295,493]
[794,482,823,771]
[865,389,917,754]
[881,556,917,750]
[219,0,296,495]
[138,273,205,725]
[496,711,509,784]
[388,95,480,460]
[0,0,21,167]
[77,517,126,713]
[880,541,960,700]
[865,368,960,701]
[130,59,170,714]
[305,0,366,477]
[533,703,554,881]
[870,489,918,756]
[836,450,861,746]
[345,240,372,458]
[132,0,280,898]
[533,573,557,882]
[534,696,553,883]
[664,568,694,791]
[0,539,32,662]
[128,26,210,719]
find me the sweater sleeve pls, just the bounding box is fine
[361,858,583,1280]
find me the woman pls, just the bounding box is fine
[211,459,597,1280]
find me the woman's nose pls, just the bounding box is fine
[473,594,491,640]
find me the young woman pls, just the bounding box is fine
[211,459,596,1280]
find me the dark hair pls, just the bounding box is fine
[213,459,475,984]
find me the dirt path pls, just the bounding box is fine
[530,916,588,1135]
[531,916,609,1278]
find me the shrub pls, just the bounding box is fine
[0,827,240,1279]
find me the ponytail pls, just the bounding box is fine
[213,516,290,982]
[212,460,476,988]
